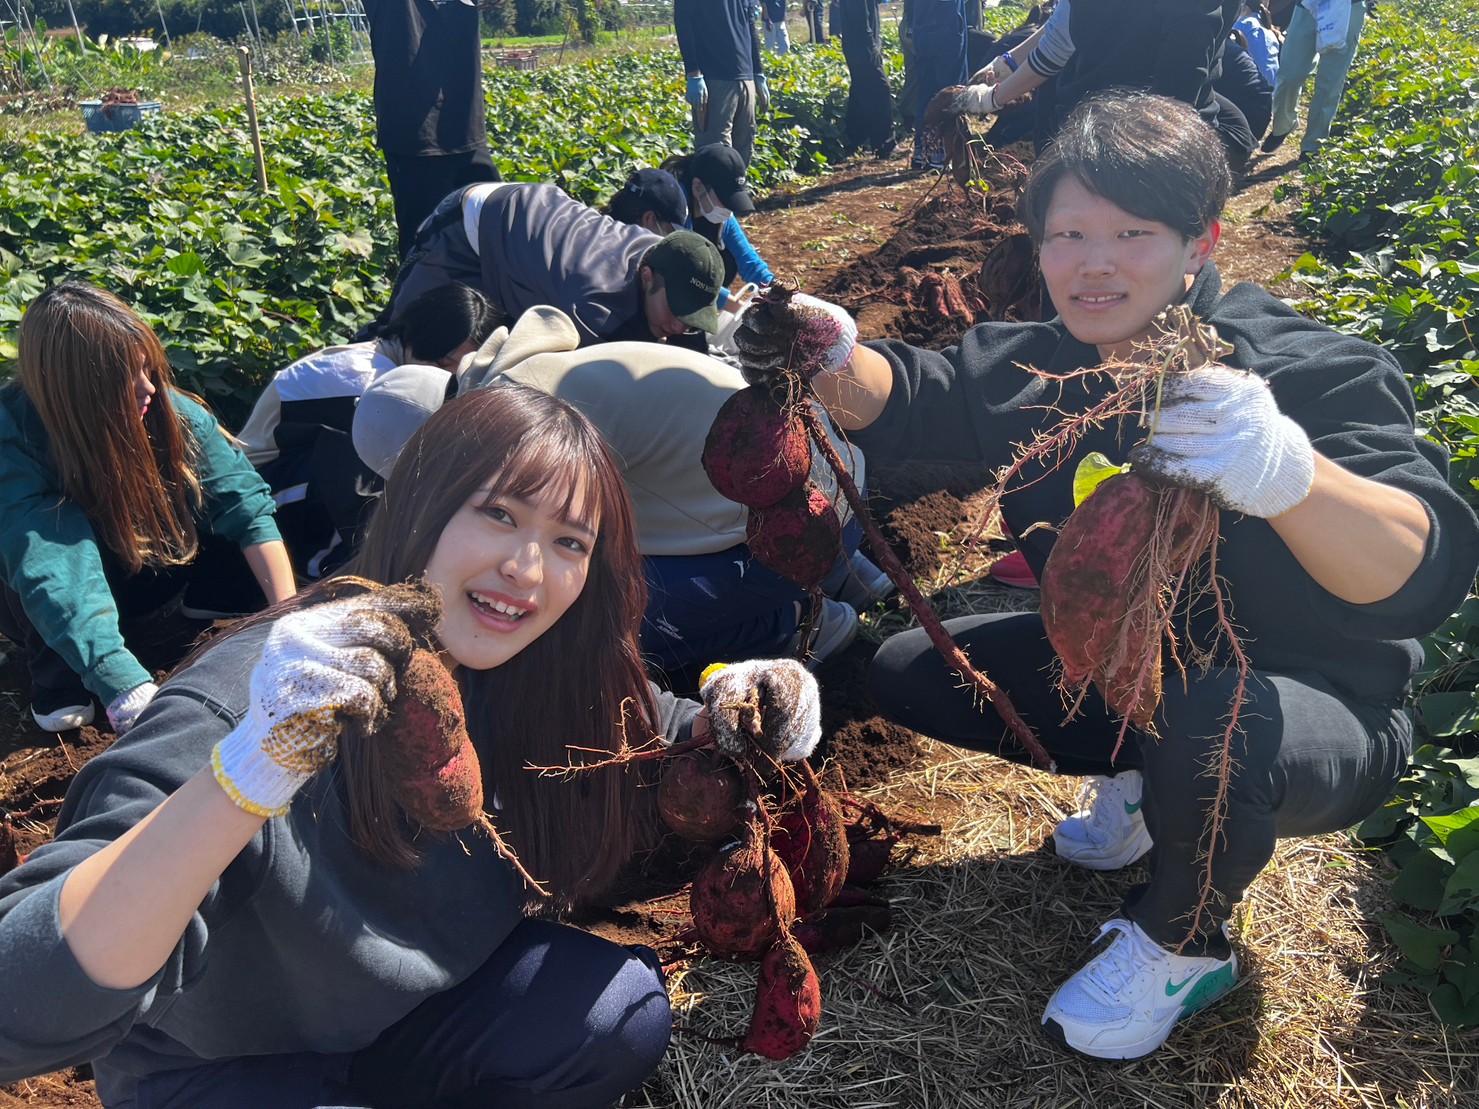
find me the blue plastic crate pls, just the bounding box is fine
[80,100,163,133]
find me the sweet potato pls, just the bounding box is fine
[702,387,812,510]
[690,817,797,959]
[0,817,17,878]
[658,749,745,842]
[376,647,485,832]
[745,481,843,592]
[791,901,893,955]
[771,784,849,914]
[742,935,822,1060]
[1040,471,1209,727]
[843,826,900,888]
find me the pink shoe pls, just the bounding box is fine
[988,550,1039,590]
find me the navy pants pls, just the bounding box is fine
[837,0,895,153]
[641,520,863,673]
[102,919,671,1109]
[869,612,1412,955]
[911,0,968,138]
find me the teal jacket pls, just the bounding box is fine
[0,387,280,704]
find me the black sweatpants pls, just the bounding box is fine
[382,148,499,260]
[838,0,895,153]
[869,612,1412,955]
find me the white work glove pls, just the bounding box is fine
[949,83,1004,116]
[734,292,858,384]
[700,659,821,764]
[107,681,159,736]
[1129,367,1315,518]
[211,594,422,818]
[969,54,1014,86]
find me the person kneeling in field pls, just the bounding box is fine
[0,383,823,1106]
[737,92,1479,1060]
[371,181,726,351]
[351,306,894,677]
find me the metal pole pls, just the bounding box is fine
[153,0,172,51]
[282,0,301,42]
[246,0,264,49]
[65,0,86,54]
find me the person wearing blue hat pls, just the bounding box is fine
[600,168,690,236]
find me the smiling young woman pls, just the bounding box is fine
[0,383,827,1108]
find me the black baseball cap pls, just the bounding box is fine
[690,143,757,215]
[624,168,689,227]
[646,231,724,333]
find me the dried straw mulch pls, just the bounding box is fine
[630,744,1479,1108]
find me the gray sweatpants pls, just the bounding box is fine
[693,78,756,167]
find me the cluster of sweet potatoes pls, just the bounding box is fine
[660,739,911,1060]
[702,385,843,592]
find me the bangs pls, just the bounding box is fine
[480,420,605,533]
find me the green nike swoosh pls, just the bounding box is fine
[1124,800,1142,815]
[1164,973,1198,997]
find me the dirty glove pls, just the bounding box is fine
[700,659,821,763]
[949,83,1005,116]
[212,593,423,817]
[734,292,858,384]
[686,74,708,111]
[754,74,771,114]
[107,681,159,736]
[969,53,1015,86]
[1129,367,1315,518]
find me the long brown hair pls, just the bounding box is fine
[17,282,202,573]
[349,383,660,908]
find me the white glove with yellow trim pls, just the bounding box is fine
[700,659,821,764]
[211,595,418,817]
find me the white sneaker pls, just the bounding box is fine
[790,598,858,670]
[1052,771,1153,871]
[1041,919,1239,1060]
[830,550,896,609]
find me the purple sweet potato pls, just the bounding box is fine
[771,784,849,914]
[690,817,797,959]
[742,935,822,1060]
[1040,472,1208,727]
[791,901,893,955]
[658,749,745,842]
[745,481,843,592]
[702,387,812,510]
[376,648,485,832]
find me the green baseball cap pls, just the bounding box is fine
[647,230,724,334]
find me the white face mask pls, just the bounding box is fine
[694,182,732,226]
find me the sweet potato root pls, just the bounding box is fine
[376,647,485,831]
[771,781,849,914]
[745,481,843,592]
[658,749,745,842]
[702,387,812,510]
[792,901,893,956]
[742,935,822,1060]
[690,817,797,959]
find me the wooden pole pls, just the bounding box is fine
[237,47,269,191]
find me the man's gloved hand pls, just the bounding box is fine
[211,591,428,818]
[700,659,821,763]
[1129,367,1316,518]
[969,54,1014,86]
[685,74,708,111]
[754,74,771,114]
[733,291,858,384]
[107,681,159,736]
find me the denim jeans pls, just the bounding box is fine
[1270,0,1367,153]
